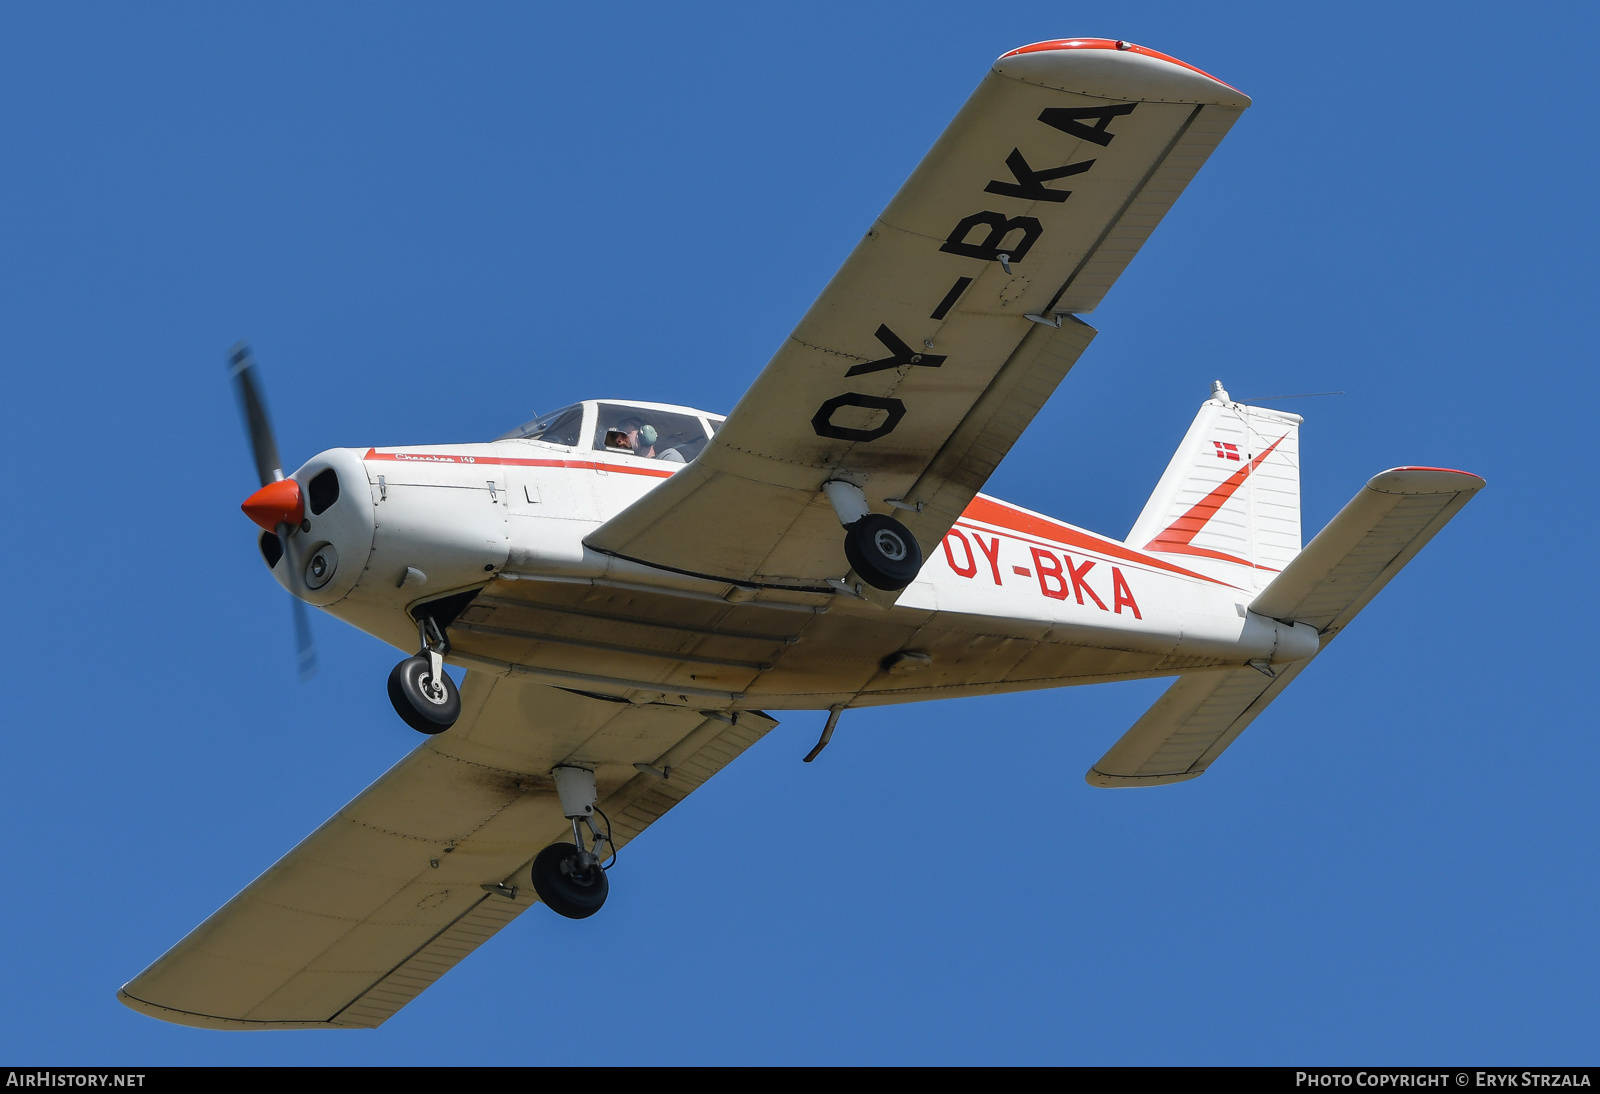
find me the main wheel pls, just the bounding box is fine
[843,513,923,591]
[530,842,610,919]
[387,655,461,734]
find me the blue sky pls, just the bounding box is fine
[1,1,1595,1065]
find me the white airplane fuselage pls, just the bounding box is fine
[266,399,1317,712]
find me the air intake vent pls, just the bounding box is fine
[308,468,340,515]
[259,530,284,568]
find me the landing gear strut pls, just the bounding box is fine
[530,765,612,919]
[388,616,460,734]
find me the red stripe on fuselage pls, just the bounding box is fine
[960,495,1239,588]
[358,451,1241,588]
[362,449,676,479]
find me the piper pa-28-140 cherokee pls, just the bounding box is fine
[121,39,1483,1030]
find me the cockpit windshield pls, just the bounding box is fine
[593,403,709,463]
[496,404,584,446]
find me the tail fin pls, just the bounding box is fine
[1125,382,1302,590]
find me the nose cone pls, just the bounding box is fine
[242,478,305,532]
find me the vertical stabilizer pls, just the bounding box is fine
[1126,382,1302,589]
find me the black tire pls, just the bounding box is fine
[843,513,924,591]
[387,655,461,734]
[529,842,610,919]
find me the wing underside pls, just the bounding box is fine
[120,674,777,1029]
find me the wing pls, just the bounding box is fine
[586,40,1250,589]
[1087,467,1485,786]
[119,674,777,1029]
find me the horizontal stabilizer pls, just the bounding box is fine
[1249,467,1485,635]
[1086,662,1311,787]
[1087,466,1483,787]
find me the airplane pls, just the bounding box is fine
[119,38,1483,1030]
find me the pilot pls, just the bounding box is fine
[633,423,660,458]
[614,417,659,458]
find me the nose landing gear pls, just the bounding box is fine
[529,765,613,919]
[388,616,461,734]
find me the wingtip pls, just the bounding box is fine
[1086,766,1206,788]
[994,38,1249,108]
[117,986,360,1031]
[1367,467,1487,494]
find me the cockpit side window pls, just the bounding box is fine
[498,404,584,446]
[593,403,710,463]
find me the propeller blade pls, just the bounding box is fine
[228,341,315,683]
[292,597,319,683]
[227,342,284,487]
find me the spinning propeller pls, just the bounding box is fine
[228,342,318,682]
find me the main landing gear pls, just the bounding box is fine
[388,616,460,734]
[843,514,922,591]
[530,765,612,919]
[824,480,924,591]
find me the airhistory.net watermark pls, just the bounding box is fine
[5,1074,145,1088]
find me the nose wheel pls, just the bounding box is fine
[388,617,460,734]
[530,766,613,919]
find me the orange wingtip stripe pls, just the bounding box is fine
[998,38,1240,92]
[1390,466,1484,478]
